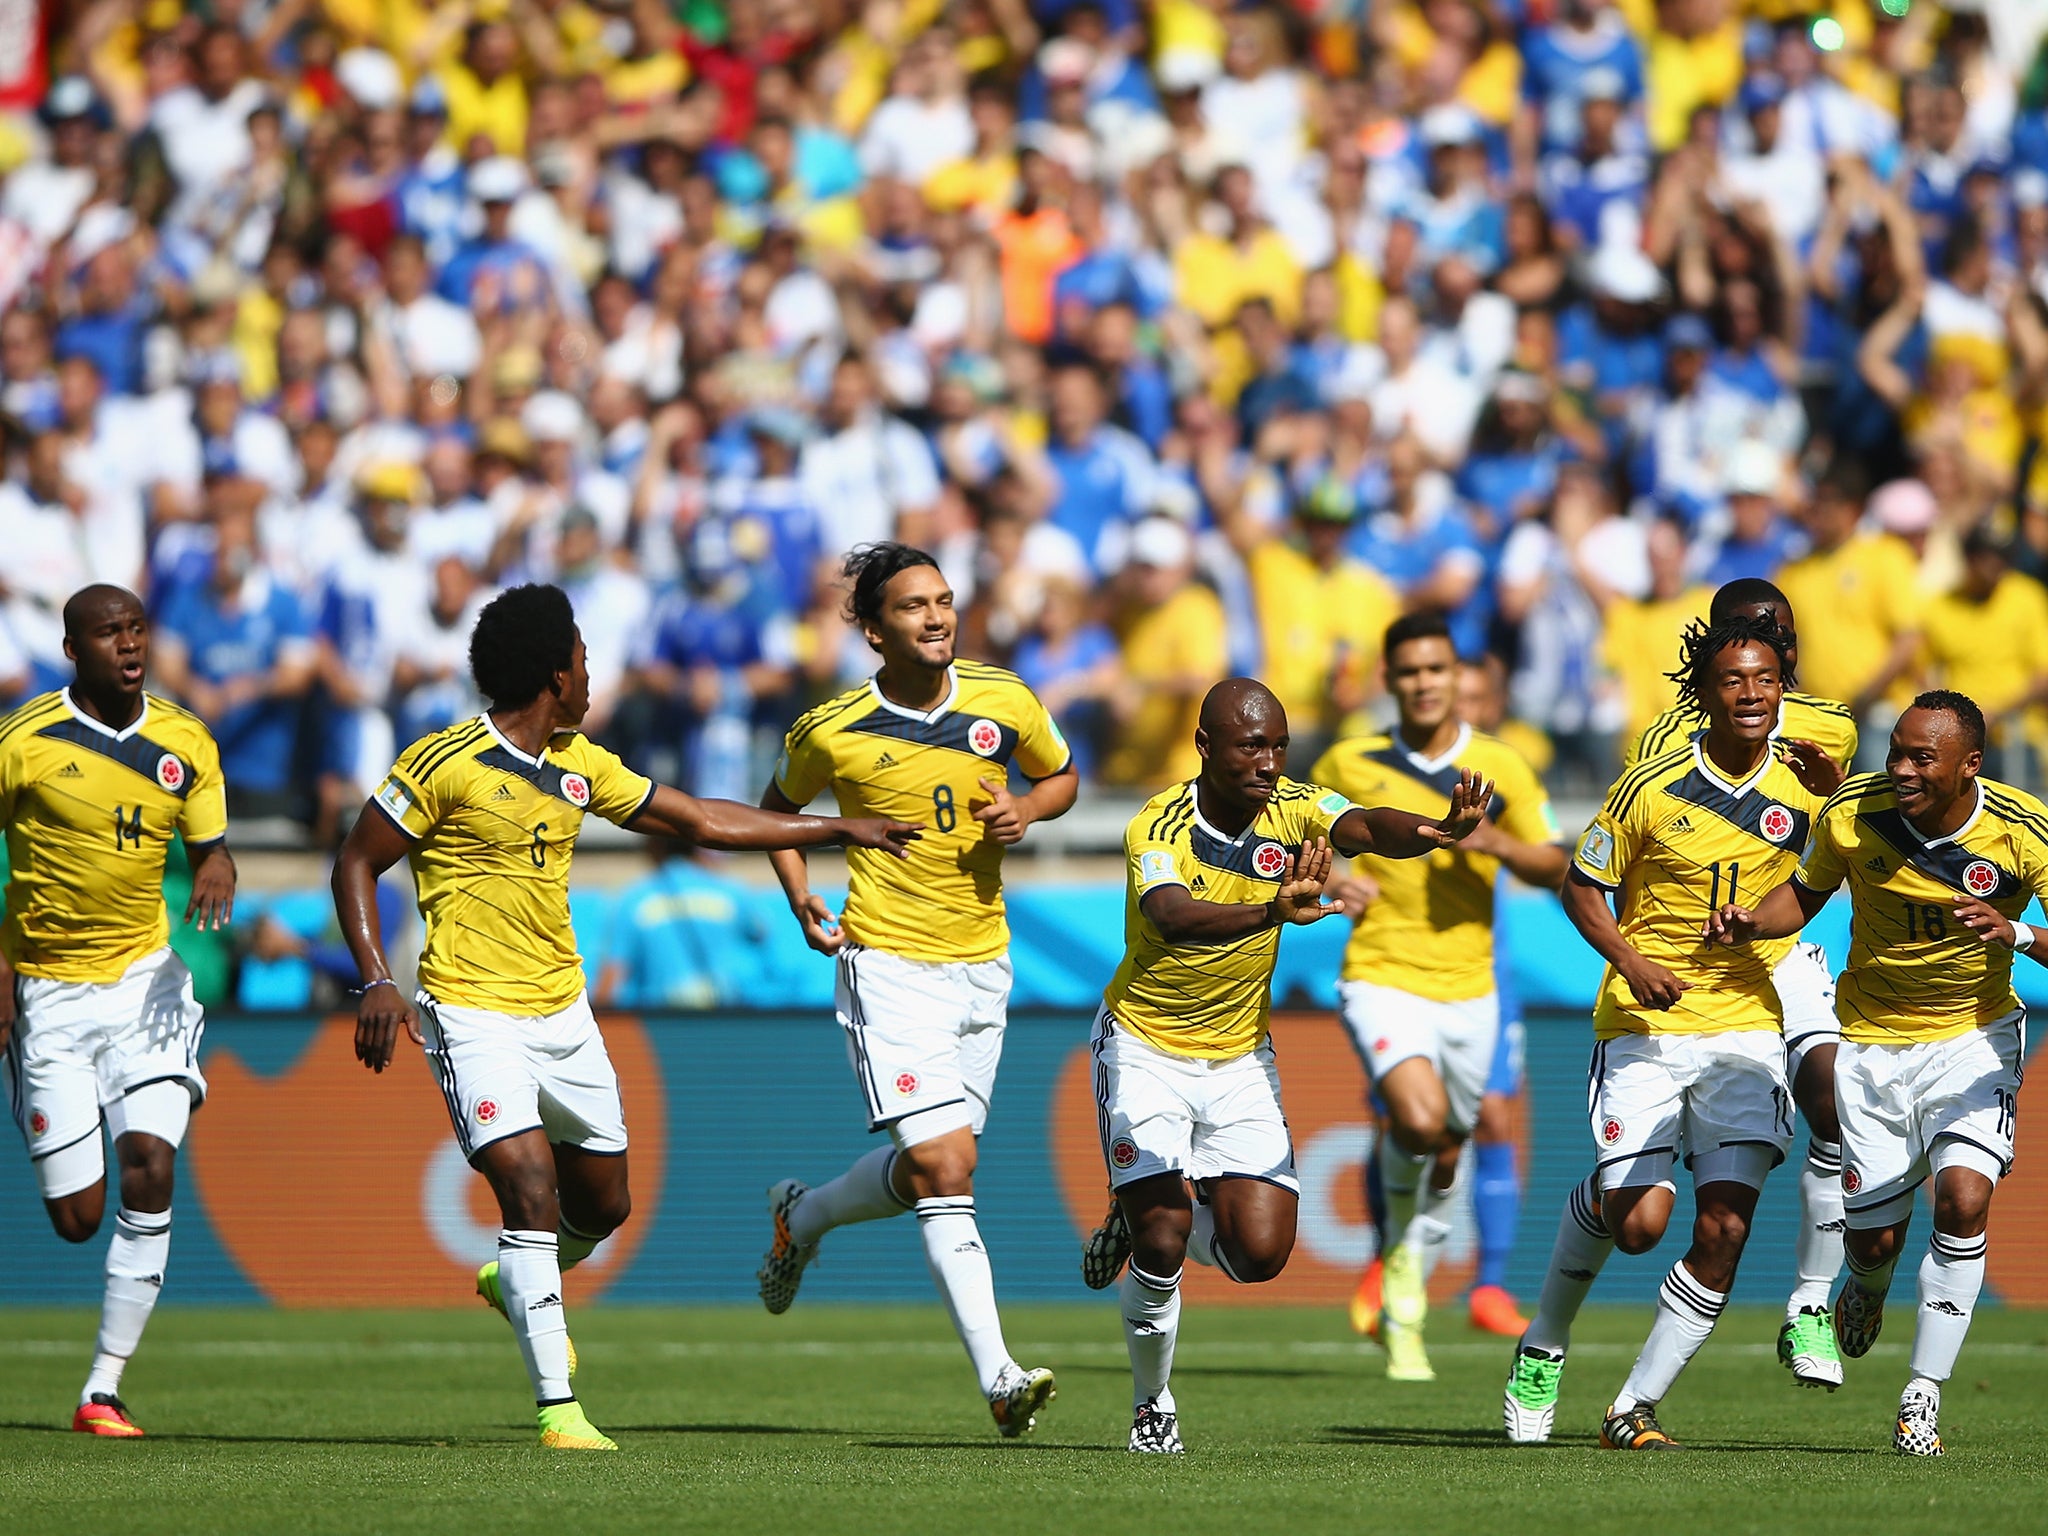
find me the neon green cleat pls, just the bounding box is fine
[1778,1306,1843,1391]
[1380,1243,1433,1380]
[477,1261,578,1378]
[1504,1341,1564,1442]
[1383,1315,1436,1381]
[537,1400,617,1451]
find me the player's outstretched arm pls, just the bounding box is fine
[332,805,422,1074]
[1142,840,1345,944]
[183,839,237,931]
[1330,768,1495,859]
[1950,897,2048,967]
[971,762,1079,845]
[1560,871,1689,1010]
[630,784,921,855]
[1701,877,1829,948]
[757,782,845,957]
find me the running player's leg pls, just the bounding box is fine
[1777,941,1846,1384]
[1833,1034,1920,1362]
[1115,1171,1191,1453]
[1470,1015,1528,1335]
[534,997,635,1272]
[472,1132,587,1425]
[553,1143,632,1271]
[1184,1029,1301,1284]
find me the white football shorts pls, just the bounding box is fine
[417,989,627,1159]
[835,945,1010,1148]
[1836,1011,2024,1230]
[1588,1029,1793,1193]
[1336,980,1498,1137]
[1090,1005,1299,1194]
[4,946,206,1198]
[1775,940,1840,1073]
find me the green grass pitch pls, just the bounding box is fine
[3,1304,2046,1534]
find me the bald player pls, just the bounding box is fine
[0,586,236,1436]
[1080,678,1489,1451]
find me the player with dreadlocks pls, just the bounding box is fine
[1502,614,1844,1449]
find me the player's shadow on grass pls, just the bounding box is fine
[1324,1425,1877,1455]
[0,1421,459,1448]
[856,1437,1123,1454]
[612,1423,859,1437]
[1060,1361,1332,1381]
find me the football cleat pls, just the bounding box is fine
[989,1364,1057,1439]
[71,1393,144,1438]
[1779,1306,1844,1390]
[1081,1199,1131,1291]
[1129,1398,1184,1454]
[1348,1256,1384,1338]
[1600,1402,1682,1451]
[1468,1283,1528,1338]
[757,1179,818,1316]
[537,1400,617,1451]
[1380,1243,1432,1379]
[1503,1341,1564,1444]
[1383,1316,1436,1382]
[1833,1279,1885,1360]
[1894,1382,1943,1457]
[478,1260,577,1377]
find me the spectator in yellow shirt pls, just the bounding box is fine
[438,18,529,157]
[1103,516,1229,789]
[1172,164,1303,329]
[1775,474,1926,729]
[1601,516,1711,741]
[1634,0,1743,152]
[1921,525,2048,771]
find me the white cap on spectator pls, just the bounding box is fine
[336,48,403,110]
[1870,478,1938,535]
[1723,438,1782,498]
[1156,48,1220,94]
[1589,242,1663,304]
[470,156,530,204]
[45,75,97,121]
[2015,168,2048,211]
[1418,105,1483,148]
[1129,515,1193,569]
[1101,113,1175,178]
[522,390,584,444]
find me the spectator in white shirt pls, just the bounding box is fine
[799,353,941,553]
[2,77,100,247]
[859,27,974,189]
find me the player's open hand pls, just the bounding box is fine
[972,777,1032,844]
[1271,839,1344,926]
[841,817,923,858]
[1428,769,1494,845]
[1701,903,1759,947]
[183,845,237,931]
[1952,897,2018,949]
[792,892,846,955]
[353,981,422,1074]
[1779,738,1845,798]
[1617,955,1691,1010]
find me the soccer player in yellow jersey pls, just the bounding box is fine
[0,585,235,1438]
[1085,678,1489,1452]
[1705,691,2048,1457]
[1503,615,1841,1451]
[1311,613,1567,1382]
[332,584,915,1451]
[753,544,1080,1439]
[1623,578,1858,1386]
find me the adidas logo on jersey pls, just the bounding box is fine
[1191,874,1207,892]
[874,751,897,769]
[1865,856,1888,874]
[1671,815,1695,836]
[491,784,515,802]
[55,761,83,779]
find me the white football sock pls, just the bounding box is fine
[1909,1229,1986,1385]
[1186,1201,1245,1281]
[1613,1260,1726,1411]
[1788,1139,1845,1318]
[791,1147,909,1246]
[914,1197,1013,1394]
[1401,1170,1457,1282]
[1524,1174,1613,1355]
[496,1229,573,1404]
[1379,1142,1424,1255]
[558,1219,603,1272]
[83,1207,170,1403]
[1121,1262,1181,1414]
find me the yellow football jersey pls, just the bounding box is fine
[1572,741,1824,1039]
[1625,691,1858,775]
[0,690,227,983]
[1794,774,2048,1045]
[1311,725,1559,1002]
[375,714,653,1015]
[774,661,1071,964]
[1103,776,1355,1060]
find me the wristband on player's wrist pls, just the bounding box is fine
[356,978,399,996]
[2014,923,2035,953]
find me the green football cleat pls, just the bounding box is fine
[478,1261,577,1378]
[1380,1243,1433,1380]
[1779,1307,1844,1390]
[1383,1315,1436,1382]
[537,1400,617,1451]
[1504,1341,1564,1443]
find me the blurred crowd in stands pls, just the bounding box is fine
[6,0,2048,839]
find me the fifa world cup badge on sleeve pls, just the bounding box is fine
[1139,851,1178,888]
[1318,791,1350,817]
[376,776,416,822]
[1578,825,1613,875]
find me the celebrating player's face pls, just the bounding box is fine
[1702,639,1782,743]
[1729,600,1798,675]
[1886,705,1981,826]
[1388,636,1458,732]
[559,632,592,724]
[64,595,150,697]
[868,564,957,671]
[1199,702,1288,812]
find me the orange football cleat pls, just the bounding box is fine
[72,1394,144,1438]
[1468,1283,1529,1337]
[1348,1256,1384,1338]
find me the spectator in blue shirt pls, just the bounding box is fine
[1558,242,1668,454]
[1517,0,1644,162]
[1354,433,1488,656]
[395,81,467,269]
[1458,370,1569,534]
[436,157,553,311]
[152,498,317,817]
[1012,572,1122,778]
[1537,69,1649,250]
[54,243,151,397]
[594,843,774,1009]
[1694,439,1804,588]
[1045,360,1155,570]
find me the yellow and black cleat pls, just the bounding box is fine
[1600,1403,1683,1450]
